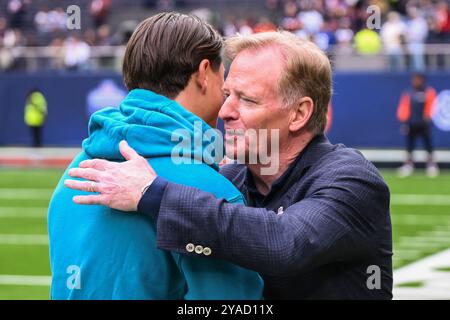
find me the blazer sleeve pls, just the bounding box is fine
[154,159,391,277]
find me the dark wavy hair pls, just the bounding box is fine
[122,12,223,99]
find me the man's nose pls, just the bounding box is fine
[219,96,239,121]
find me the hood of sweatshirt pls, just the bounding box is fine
[82,89,221,170]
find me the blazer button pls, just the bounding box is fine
[195,245,203,254]
[186,243,195,253]
[203,247,212,256]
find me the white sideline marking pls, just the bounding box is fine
[360,149,450,162]
[421,230,450,237]
[394,287,450,300]
[0,234,48,245]
[0,207,47,218]
[0,275,51,286]
[433,225,450,231]
[0,189,53,199]
[1,187,449,205]
[394,248,450,300]
[400,236,450,243]
[393,250,424,260]
[392,214,450,220]
[397,242,448,249]
[391,214,450,225]
[391,194,450,206]
[394,223,450,266]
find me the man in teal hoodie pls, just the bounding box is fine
[48,12,263,299]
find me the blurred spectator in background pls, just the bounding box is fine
[433,1,450,40]
[96,24,117,68]
[222,16,238,37]
[0,17,13,70]
[314,20,337,52]
[0,0,449,72]
[0,17,6,38]
[2,25,26,70]
[3,27,24,47]
[48,7,67,32]
[0,42,11,69]
[35,6,66,34]
[34,6,52,34]
[24,89,48,148]
[143,0,157,8]
[7,0,28,29]
[0,42,13,71]
[97,24,113,45]
[48,36,65,70]
[156,0,175,10]
[281,0,301,32]
[253,16,277,33]
[335,17,354,54]
[237,18,253,36]
[297,1,323,37]
[90,0,112,28]
[354,27,382,55]
[432,1,450,68]
[381,11,406,71]
[405,6,428,72]
[84,29,97,46]
[265,0,282,22]
[64,35,91,71]
[397,73,439,178]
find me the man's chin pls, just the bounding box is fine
[224,147,237,161]
[224,147,249,164]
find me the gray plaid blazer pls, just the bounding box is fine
[153,135,393,299]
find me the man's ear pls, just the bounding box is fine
[289,97,314,133]
[196,59,210,94]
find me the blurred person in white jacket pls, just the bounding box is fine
[406,7,429,72]
[381,12,406,71]
[64,35,91,71]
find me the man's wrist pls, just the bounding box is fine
[141,179,154,196]
[137,176,168,219]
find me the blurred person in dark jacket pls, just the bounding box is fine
[397,73,439,177]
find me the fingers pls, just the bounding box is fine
[64,179,102,193]
[79,158,115,171]
[119,140,140,161]
[72,194,110,206]
[68,168,102,182]
[64,179,91,192]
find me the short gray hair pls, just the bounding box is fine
[225,31,332,134]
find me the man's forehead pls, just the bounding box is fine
[226,47,284,86]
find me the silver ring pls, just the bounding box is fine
[90,182,96,193]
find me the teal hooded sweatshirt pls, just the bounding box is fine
[48,89,263,300]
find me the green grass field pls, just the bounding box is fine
[0,168,449,299]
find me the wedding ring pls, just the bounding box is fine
[90,182,96,193]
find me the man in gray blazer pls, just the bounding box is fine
[65,31,393,299]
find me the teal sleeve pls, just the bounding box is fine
[174,195,260,300]
[178,255,263,300]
